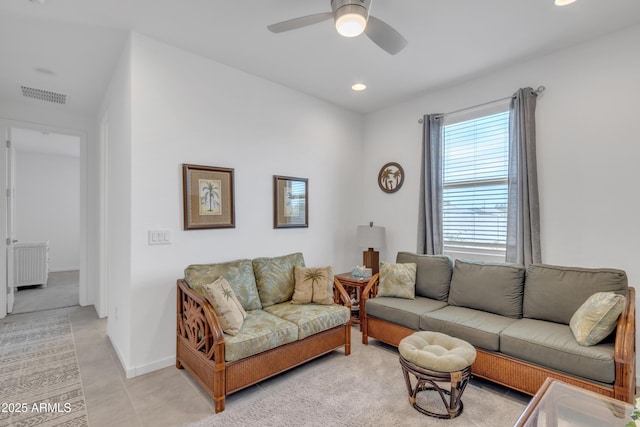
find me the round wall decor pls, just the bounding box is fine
[378,162,404,193]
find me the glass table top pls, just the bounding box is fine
[515,379,634,427]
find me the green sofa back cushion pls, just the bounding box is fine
[523,264,628,325]
[448,259,525,319]
[253,252,305,307]
[184,259,262,311]
[396,252,452,301]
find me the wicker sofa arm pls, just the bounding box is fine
[613,286,636,403]
[177,279,225,361]
[333,278,352,310]
[361,273,380,302]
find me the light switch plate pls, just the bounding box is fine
[148,229,171,245]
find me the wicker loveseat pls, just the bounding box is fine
[361,252,636,403]
[176,252,352,413]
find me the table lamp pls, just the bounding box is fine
[356,222,386,275]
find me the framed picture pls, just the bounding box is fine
[274,175,308,228]
[183,164,235,230]
[378,162,405,193]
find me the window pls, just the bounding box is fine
[441,102,510,259]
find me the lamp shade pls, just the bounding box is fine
[357,225,386,249]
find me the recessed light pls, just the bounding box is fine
[352,83,367,92]
[555,0,577,6]
[29,0,46,4]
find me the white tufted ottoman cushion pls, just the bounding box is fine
[399,331,476,373]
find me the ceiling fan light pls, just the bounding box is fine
[335,5,367,37]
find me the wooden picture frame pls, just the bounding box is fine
[378,162,405,193]
[183,164,235,230]
[274,175,308,228]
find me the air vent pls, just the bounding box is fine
[21,86,67,104]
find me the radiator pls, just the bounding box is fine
[14,242,49,287]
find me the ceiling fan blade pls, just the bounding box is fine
[364,15,408,55]
[267,12,334,33]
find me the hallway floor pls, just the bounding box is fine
[12,270,79,314]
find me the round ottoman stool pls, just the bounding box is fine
[398,331,477,419]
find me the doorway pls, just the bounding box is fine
[8,127,81,314]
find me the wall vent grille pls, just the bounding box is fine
[21,86,67,104]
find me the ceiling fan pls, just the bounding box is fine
[267,0,408,55]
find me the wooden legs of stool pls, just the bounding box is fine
[400,356,471,419]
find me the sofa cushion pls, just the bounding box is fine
[201,277,247,336]
[292,266,334,305]
[523,264,628,325]
[252,252,305,307]
[500,318,615,384]
[377,262,417,299]
[420,306,518,351]
[264,302,349,339]
[396,252,452,301]
[224,310,298,362]
[184,259,262,311]
[570,292,626,346]
[447,260,525,319]
[366,296,447,331]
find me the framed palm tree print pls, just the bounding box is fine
[274,175,308,228]
[183,164,235,229]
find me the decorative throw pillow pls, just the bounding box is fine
[569,292,626,346]
[377,262,417,299]
[253,252,305,307]
[292,266,334,305]
[201,277,248,336]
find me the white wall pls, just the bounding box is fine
[102,33,364,377]
[363,24,640,283]
[97,37,133,368]
[15,150,80,271]
[0,101,95,318]
[363,24,640,368]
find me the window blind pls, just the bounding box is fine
[442,110,509,249]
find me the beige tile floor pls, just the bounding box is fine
[7,305,529,427]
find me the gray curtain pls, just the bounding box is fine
[417,114,443,255]
[506,88,542,266]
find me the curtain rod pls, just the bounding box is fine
[417,86,545,124]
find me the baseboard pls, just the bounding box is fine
[49,267,80,273]
[107,333,136,379]
[132,356,175,378]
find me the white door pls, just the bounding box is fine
[5,130,16,313]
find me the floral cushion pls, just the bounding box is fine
[224,310,298,362]
[252,252,305,307]
[377,262,417,299]
[570,292,626,346]
[184,259,262,311]
[201,277,247,336]
[264,302,350,339]
[292,266,334,305]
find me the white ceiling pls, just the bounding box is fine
[1,0,640,115]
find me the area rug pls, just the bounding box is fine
[0,315,88,427]
[182,340,527,427]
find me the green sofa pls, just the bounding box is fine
[362,252,636,403]
[176,252,352,413]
